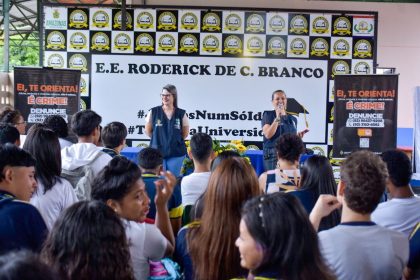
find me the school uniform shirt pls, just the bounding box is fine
[181,172,211,206]
[30,178,78,230]
[0,190,48,254]
[124,220,168,280]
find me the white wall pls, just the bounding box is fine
[136,0,420,128]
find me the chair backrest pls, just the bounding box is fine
[409,222,420,270]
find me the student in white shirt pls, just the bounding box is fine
[24,124,78,230]
[91,156,175,280]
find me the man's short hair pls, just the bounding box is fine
[190,133,213,164]
[0,144,36,182]
[101,122,127,149]
[138,147,163,170]
[381,149,412,187]
[43,115,69,138]
[71,110,101,137]
[0,123,20,145]
[340,150,388,214]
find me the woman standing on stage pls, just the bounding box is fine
[145,84,189,176]
[261,90,308,171]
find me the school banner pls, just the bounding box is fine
[333,74,398,157]
[42,5,378,153]
[13,67,81,128]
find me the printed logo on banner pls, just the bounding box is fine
[353,17,374,36]
[113,10,133,30]
[331,38,352,59]
[45,7,67,30]
[328,123,334,145]
[330,105,334,122]
[329,79,335,102]
[157,11,177,31]
[69,31,89,52]
[80,99,87,111]
[332,16,352,36]
[200,34,222,55]
[46,31,66,50]
[353,61,372,74]
[68,9,89,29]
[180,12,199,31]
[156,33,178,54]
[80,74,89,97]
[45,53,66,68]
[224,12,243,32]
[92,10,110,29]
[245,13,265,33]
[112,32,134,53]
[353,39,372,58]
[310,38,329,57]
[135,11,155,30]
[135,33,154,53]
[288,36,309,58]
[179,34,199,54]
[331,60,350,77]
[267,13,288,35]
[267,36,287,56]
[311,16,330,35]
[289,14,309,35]
[306,144,327,156]
[68,53,88,72]
[223,35,243,55]
[244,35,265,56]
[202,12,221,32]
[91,31,111,52]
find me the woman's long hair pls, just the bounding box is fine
[299,155,340,230]
[242,193,336,280]
[188,157,261,280]
[23,124,62,193]
[41,200,134,280]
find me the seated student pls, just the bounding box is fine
[371,149,420,237]
[176,158,261,280]
[0,250,58,280]
[181,133,213,207]
[138,147,182,233]
[41,200,134,280]
[61,110,111,200]
[43,115,73,149]
[406,223,420,279]
[0,144,47,254]
[310,150,409,280]
[0,107,26,135]
[91,156,175,280]
[23,124,78,230]
[0,123,20,146]
[235,192,335,280]
[101,121,128,158]
[290,155,340,231]
[258,133,304,193]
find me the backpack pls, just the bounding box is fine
[61,152,102,201]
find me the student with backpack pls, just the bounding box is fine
[61,110,111,200]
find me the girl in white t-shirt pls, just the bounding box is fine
[24,124,78,230]
[90,156,175,280]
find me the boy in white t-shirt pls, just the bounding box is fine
[181,132,214,207]
[372,149,420,236]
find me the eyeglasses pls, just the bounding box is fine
[15,121,26,125]
[160,94,172,98]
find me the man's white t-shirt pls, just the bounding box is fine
[181,172,211,206]
[372,196,420,236]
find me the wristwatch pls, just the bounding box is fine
[275,117,281,123]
